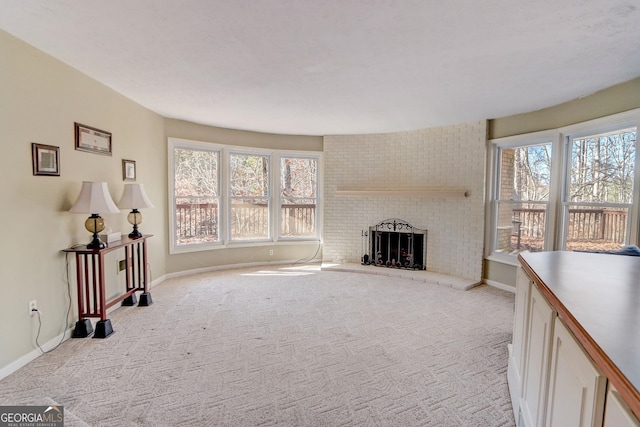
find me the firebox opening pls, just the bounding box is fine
[361,219,427,270]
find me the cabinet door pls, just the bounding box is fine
[604,387,640,427]
[546,317,606,427]
[520,285,555,427]
[508,266,532,424]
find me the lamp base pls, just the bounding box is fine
[87,233,106,249]
[127,210,144,239]
[87,239,107,249]
[128,230,143,239]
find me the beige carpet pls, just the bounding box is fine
[0,265,516,426]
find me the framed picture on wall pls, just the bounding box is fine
[122,159,136,181]
[31,143,60,176]
[74,122,112,155]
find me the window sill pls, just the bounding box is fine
[485,253,521,267]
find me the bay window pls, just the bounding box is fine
[169,137,321,253]
[489,111,639,259]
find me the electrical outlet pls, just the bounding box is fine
[29,300,37,316]
[269,249,274,256]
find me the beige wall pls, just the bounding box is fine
[489,77,640,139]
[483,259,517,288]
[166,119,323,152]
[0,29,167,372]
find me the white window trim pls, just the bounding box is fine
[168,137,322,254]
[227,149,273,243]
[168,138,223,254]
[486,108,640,263]
[486,130,557,259]
[277,153,322,242]
[559,118,640,250]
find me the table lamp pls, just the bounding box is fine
[69,182,120,249]
[117,183,154,238]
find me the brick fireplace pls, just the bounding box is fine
[322,121,487,281]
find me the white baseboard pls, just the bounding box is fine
[484,279,516,293]
[0,326,73,381]
[150,274,166,288]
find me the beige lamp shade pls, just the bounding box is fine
[117,183,154,209]
[69,181,120,214]
[118,183,154,238]
[69,181,120,249]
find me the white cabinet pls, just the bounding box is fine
[508,266,532,424]
[545,317,606,426]
[520,284,556,427]
[513,253,640,427]
[604,387,640,427]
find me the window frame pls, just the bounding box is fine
[277,154,321,241]
[488,131,557,262]
[168,137,322,254]
[487,109,640,263]
[227,149,272,242]
[168,138,223,254]
[559,122,639,250]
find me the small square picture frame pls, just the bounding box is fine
[32,143,60,176]
[122,159,136,181]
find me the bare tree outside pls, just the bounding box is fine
[230,153,270,240]
[569,129,636,204]
[174,148,220,245]
[281,157,318,237]
[496,127,637,255]
[496,143,552,254]
[281,158,316,198]
[565,128,636,251]
[512,144,551,202]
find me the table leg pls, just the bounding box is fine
[72,254,93,338]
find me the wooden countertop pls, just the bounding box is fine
[518,251,640,420]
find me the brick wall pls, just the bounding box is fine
[497,148,516,252]
[323,121,487,281]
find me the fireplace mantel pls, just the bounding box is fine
[335,188,469,198]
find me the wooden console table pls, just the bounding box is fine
[63,235,152,338]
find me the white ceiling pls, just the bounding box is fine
[1,1,639,136]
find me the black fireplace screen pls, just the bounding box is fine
[361,219,427,270]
